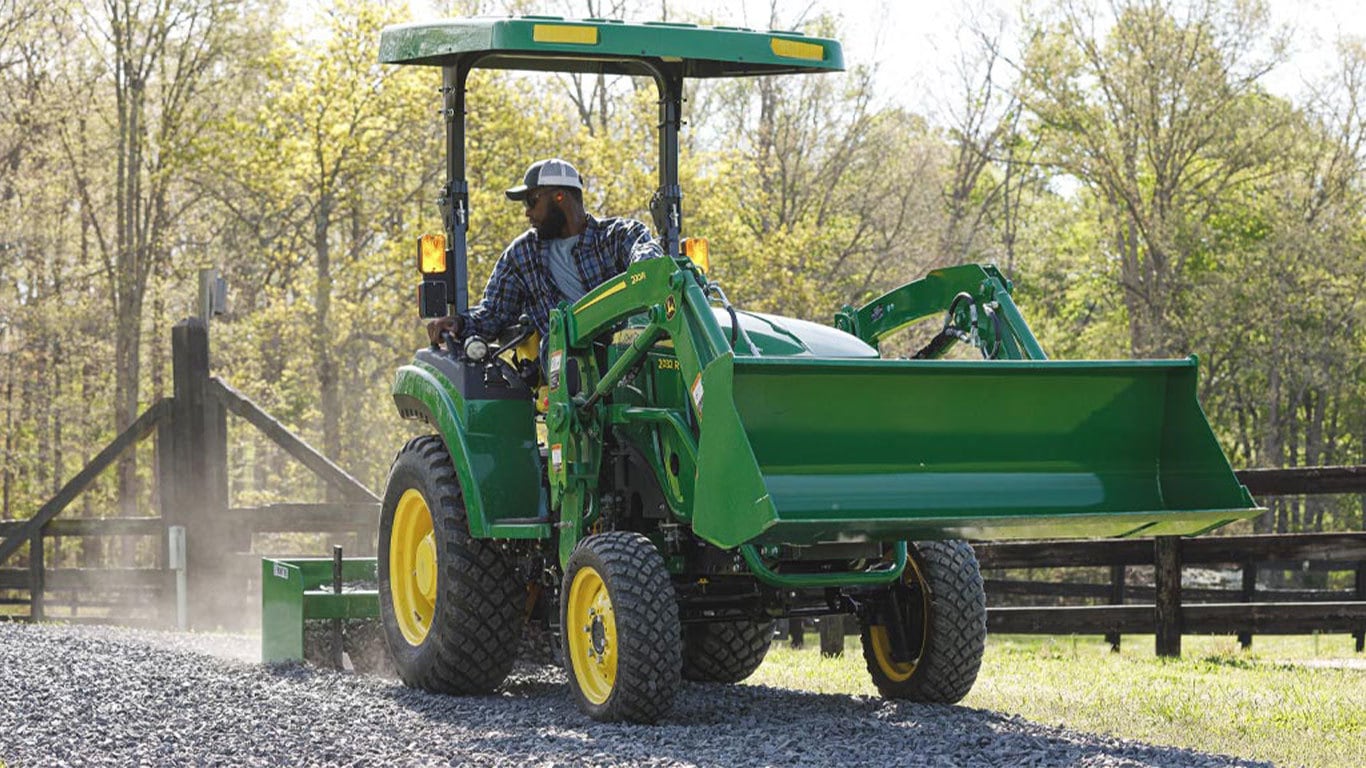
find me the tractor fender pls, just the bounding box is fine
[391,362,490,536]
[391,360,546,539]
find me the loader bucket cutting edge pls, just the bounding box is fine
[691,356,1260,549]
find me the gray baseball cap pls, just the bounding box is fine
[505,158,583,201]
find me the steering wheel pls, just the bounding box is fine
[450,315,538,390]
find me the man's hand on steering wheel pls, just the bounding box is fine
[426,315,463,347]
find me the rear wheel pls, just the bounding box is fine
[860,540,985,703]
[561,532,681,722]
[378,435,522,693]
[681,620,774,683]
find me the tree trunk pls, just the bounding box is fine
[3,350,12,520]
[315,193,341,469]
[114,291,144,524]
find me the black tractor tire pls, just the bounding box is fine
[681,620,774,683]
[560,532,682,723]
[378,435,522,693]
[859,540,985,704]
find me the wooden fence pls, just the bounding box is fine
[0,318,377,627]
[975,531,1366,657]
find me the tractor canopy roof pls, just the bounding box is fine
[378,16,843,76]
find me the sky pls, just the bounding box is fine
[838,0,1365,117]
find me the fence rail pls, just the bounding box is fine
[0,319,378,626]
[989,601,1366,635]
[975,531,1366,655]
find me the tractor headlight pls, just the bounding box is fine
[463,336,489,362]
[418,233,447,275]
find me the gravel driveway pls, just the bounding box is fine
[0,622,1271,767]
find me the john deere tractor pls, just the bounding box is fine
[376,17,1259,723]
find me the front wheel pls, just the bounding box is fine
[560,532,681,723]
[859,540,985,703]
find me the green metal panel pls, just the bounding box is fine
[721,310,880,358]
[261,559,305,663]
[379,17,843,75]
[739,541,907,588]
[261,558,380,663]
[464,399,545,526]
[392,362,547,538]
[690,356,1260,548]
[302,592,382,620]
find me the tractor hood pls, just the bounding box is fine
[713,308,880,358]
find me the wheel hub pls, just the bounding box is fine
[415,532,437,601]
[585,608,611,660]
[567,566,618,704]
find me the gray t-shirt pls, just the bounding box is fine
[545,235,586,303]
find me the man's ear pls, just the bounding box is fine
[555,192,564,202]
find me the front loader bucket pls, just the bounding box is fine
[691,355,1259,549]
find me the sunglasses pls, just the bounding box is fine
[523,190,543,210]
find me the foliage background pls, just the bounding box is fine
[1,0,1363,569]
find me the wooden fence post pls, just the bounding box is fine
[156,410,177,626]
[1354,557,1364,654]
[818,616,844,657]
[28,529,43,621]
[1358,503,1365,654]
[1239,562,1256,649]
[1106,564,1125,652]
[170,319,237,629]
[1154,536,1182,657]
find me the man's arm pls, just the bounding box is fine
[617,218,664,265]
[426,245,529,346]
[461,245,529,338]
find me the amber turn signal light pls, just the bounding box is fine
[418,233,447,275]
[682,237,710,274]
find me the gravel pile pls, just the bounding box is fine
[0,621,1270,767]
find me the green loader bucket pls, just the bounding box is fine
[691,355,1259,549]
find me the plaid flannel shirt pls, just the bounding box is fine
[460,215,663,338]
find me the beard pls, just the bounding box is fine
[535,203,568,239]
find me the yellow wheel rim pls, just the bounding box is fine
[870,625,917,682]
[870,556,930,682]
[390,488,437,646]
[566,565,617,705]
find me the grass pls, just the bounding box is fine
[747,633,1366,768]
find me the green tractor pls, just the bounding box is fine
[376,17,1259,723]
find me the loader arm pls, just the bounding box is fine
[835,263,1047,360]
[543,255,741,565]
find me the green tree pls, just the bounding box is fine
[1020,0,1286,358]
[203,0,437,473]
[53,0,253,523]
[1189,40,1366,532]
[689,13,950,324]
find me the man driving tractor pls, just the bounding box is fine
[425,158,663,346]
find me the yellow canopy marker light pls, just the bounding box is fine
[418,233,447,275]
[770,37,823,61]
[683,237,710,274]
[533,24,599,45]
